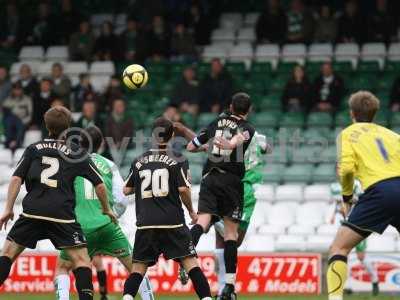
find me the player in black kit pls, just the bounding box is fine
[122,117,212,300]
[187,93,255,300]
[0,106,117,300]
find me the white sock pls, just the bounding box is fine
[122,295,134,300]
[225,273,236,285]
[363,257,378,283]
[201,298,212,300]
[344,263,351,290]
[214,248,226,295]
[214,221,225,237]
[54,274,70,300]
[138,275,155,300]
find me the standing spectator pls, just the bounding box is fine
[57,0,81,44]
[281,65,311,112]
[199,58,233,113]
[390,77,400,112]
[0,3,19,48]
[69,20,95,61]
[74,100,100,128]
[337,0,364,43]
[314,5,338,43]
[286,0,314,43]
[27,2,56,47]
[367,0,396,43]
[103,76,124,111]
[73,73,93,111]
[170,23,197,61]
[0,66,12,103]
[147,15,171,60]
[51,63,71,102]
[17,64,39,99]
[256,0,287,44]
[105,99,134,149]
[120,18,140,61]
[185,4,211,46]
[32,78,56,128]
[94,21,119,61]
[171,66,199,115]
[312,62,344,112]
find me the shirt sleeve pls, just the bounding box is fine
[337,131,356,197]
[111,164,129,218]
[79,158,104,187]
[13,147,33,180]
[176,159,191,188]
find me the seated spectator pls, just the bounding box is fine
[105,99,134,149]
[286,0,314,43]
[73,73,93,111]
[312,62,344,112]
[170,23,197,62]
[0,3,19,49]
[199,58,233,113]
[69,20,95,61]
[367,0,396,43]
[120,18,140,61]
[3,83,33,150]
[57,0,81,44]
[281,65,311,112]
[314,5,337,43]
[32,78,56,128]
[51,63,71,102]
[94,21,119,61]
[337,0,364,43]
[17,64,39,99]
[74,100,100,128]
[0,66,12,103]
[103,75,124,111]
[147,15,171,60]
[26,2,56,47]
[256,0,287,44]
[390,77,400,112]
[171,66,199,115]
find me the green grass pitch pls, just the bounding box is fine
[0,294,399,300]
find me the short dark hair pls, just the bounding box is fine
[44,106,72,137]
[81,126,103,152]
[231,92,251,115]
[349,91,380,122]
[152,117,174,144]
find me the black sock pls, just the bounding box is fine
[97,270,107,296]
[188,267,211,298]
[224,240,238,280]
[190,224,204,246]
[0,256,12,286]
[123,272,143,297]
[73,267,93,300]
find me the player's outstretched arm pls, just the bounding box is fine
[0,176,21,230]
[173,122,196,142]
[179,186,198,224]
[95,183,117,224]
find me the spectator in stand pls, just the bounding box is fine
[390,77,400,112]
[312,62,344,112]
[105,99,134,149]
[103,75,124,111]
[256,0,287,44]
[74,100,100,128]
[171,66,199,115]
[367,0,396,43]
[32,78,56,128]
[286,0,314,43]
[185,3,211,46]
[314,5,338,43]
[0,3,19,49]
[94,21,119,61]
[57,0,81,44]
[69,20,95,61]
[170,23,197,62]
[199,58,233,113]
[26,2,56,47]
[120,18,140,61]
[0,66,12,103]
[17,64,39,99]
[337,0,364,43]
[281,65,311,112]
[147,15,171,60]
[163,105,182,122]
[73,73,93,111]
[51,63,71,102]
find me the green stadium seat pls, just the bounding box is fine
[190,164,204,184]
[290,145,319,164]
[276,62,298,74]
[282,164,313,183]
[305,62,322,79]
[374,110,389,127]
[348,75,377,92]
[197,62,211,78]
[307,112,333,128]
[181,113,196,127]
[266,142,288,164]
[319,145,337,163]
[197,113,218,128]
[279,112,305,127]
[251,62,273,75]
[184,151,206,165]
[257,94,282,111]
[269,77,287,92]
[312,163,336,183]
[170,63,187,75]
[250,112,280,128]
[357,61,380,73]
[303,128,331,141]
[392,126,400,134]
[225,62,246,74]
[390,112,400,127]
[241,80,265,94]
[332,61,353,73]
[377,75,396,92]
[263,163,284,183]
[145,62,167,75]
[385,61,400,74]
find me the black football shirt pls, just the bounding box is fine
[13,139,103,223]
[125,149,191,228]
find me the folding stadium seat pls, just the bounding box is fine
[335,111,352,127]
[275,184,304,202]
[287,224,315,235]
[357,61,380,74]
[390,113,400,127]
[23,130,42,147]
[252,202,270,228]
[307,112,333,128]
[279,112,305,128]
[45,46,68,61]
[334,43,359,65]
[388,43,400,61]
[224,62,246,74]
[303,184,331,202]
[295,202,327,226]
[254,184,275,202]
[90,13,113,28]
[237,28,256,43]
[90,61,115,76]
[282,165,313,183]
[308,43,333,62]
[189,164,203,185]
[361,43,386,66]
[185,151,206,165]
[244,12,260,26]
[311,164,336,183]
[251,112,279,128]
[90,75,110,93]
[244,235,275,251]
[19,46,44,61]
[290,145,320,164]
[281,44,306,64]
[254,44,280,64]
[211,28,236,43]
[317,224,338,236]
[275,235,306,251]
[319,145,337,164]
[250,61,273,76]
[197,113,217,128]
[220,13,243,30]
[257,224,286,235]
[65,61,89,76]
[367,235,396,252]
[228,43,253,64]
[266,203,297,226]
[202,45,229,61]
[306,236,333,251]
[263,163,284,183]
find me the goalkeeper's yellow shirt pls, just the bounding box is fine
[337,122,400,196]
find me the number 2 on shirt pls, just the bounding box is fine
[375,138,389,162]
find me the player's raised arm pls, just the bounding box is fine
[187,126,211,152]
[173,122,196,142]
[337,131,356,202]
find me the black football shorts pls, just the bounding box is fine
[198,169,244,221]
[7,215,87,249]
[132,225,196,266]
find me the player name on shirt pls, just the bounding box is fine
[35,141,71,155]
[135,153,178,169]
[217,118,238,129]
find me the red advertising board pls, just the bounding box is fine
[0,253,321,295]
